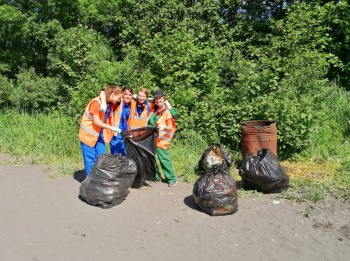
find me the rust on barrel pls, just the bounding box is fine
[240,120,277,158]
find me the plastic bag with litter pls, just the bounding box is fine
[193,167,238,216]
[198,145,232,173]
[123,127,158,188]
[239,148,290,193]
[79,153,137,208]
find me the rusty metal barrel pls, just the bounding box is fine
[240,120,277,158]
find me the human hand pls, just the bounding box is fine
[100,102,107,113]
[157,124,166,131]
[111,127,121,134]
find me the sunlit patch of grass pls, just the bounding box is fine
[280,159,350,203]
[280,160,337,182]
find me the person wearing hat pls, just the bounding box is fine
[147,89,178,187]
[128,87,179,130]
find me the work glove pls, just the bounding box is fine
[111,127,121,134]
[100,102,107,113]
[157,124,166,131]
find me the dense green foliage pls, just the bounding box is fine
[1,0,350,158]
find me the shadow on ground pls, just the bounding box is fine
[184,195,201,212]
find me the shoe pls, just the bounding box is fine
[168,181,177,187]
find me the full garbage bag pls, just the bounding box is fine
[79,153,137,208]
[123,127,158,188]
[198,145,232,173]
[239,148,290,193]
[193,167,238,216]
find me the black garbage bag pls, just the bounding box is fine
[79,153,137,209]
[193,167,238,216]
[198,145,232,173]
[239,148,290,193]
[123,127,158,188]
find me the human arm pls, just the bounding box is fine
[133,94,154,102]
[92,115,121,133]
[90,101,121,133]
[165,100,180,120]
[147,113,157,127]
[157,118,176,132]
[99,89,107,112]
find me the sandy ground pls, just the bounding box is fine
[0,153,349,261]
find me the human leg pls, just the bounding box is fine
[81,135,106,176]
[155,148,176,183]
[94,135,106,158]
[81,142,96,176]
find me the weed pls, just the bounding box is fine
[1,110,350,203]
[306,185,326,203]
[303,205,315,218]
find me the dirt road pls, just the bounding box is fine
[0,154,349,261]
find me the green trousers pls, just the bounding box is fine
[155,147,176,183]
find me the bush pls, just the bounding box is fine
[9,68,63,112]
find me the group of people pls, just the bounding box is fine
[78,84,179,187]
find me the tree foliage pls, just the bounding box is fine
[1,0,350,158]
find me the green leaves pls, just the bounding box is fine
[8,67,63,112]
[1,0,350,160]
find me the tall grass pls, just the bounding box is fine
[1,109,349,202]
[169,130,208,183]
[0,110,81,173]
[302,87,350,160]
[0,110,212,179]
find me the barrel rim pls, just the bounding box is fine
[240,120,277,128]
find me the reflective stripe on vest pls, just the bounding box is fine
[84,110,94,120]
[158,130,174,141]
[80,123,99,137]
[128,100,153,130]
[79,97,112,147]
[129,114,150,130]
[155,109,176,149]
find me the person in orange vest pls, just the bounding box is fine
[147,89,177,187]
[100,86,134,156]
[79,85,124,176]
[128,87,154,130]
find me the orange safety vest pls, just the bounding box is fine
[79,97,113,147]
[128,99,154,130]
[155,109,176,149]
[103,100,123,138]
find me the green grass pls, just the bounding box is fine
[0,110,82,172]
[169,132,208,183]
[0,110,349,203]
